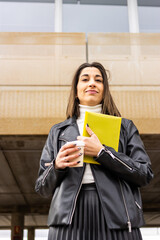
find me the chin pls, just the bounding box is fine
[80,97,102,106]
[86,101,101,106]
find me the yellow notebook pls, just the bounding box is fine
[82,112,122,164]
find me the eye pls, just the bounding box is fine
[82,78,88,82]
[96,79,103,82]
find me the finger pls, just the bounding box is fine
[61,142,76,151]
[63,152,82,162]
[62,156,69,163]
[63,159,81,168]
[63,146,81,157]
[86,124,95,136]
[60,145,80,156]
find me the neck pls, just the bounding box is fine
[78,104,102,120]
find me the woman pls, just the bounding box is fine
[35,62,153,240]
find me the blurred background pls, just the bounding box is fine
[0,0,160,239]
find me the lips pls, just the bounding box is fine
[86,90,98,94]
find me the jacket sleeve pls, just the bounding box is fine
[95,120,154,187]
[35,127,68,197]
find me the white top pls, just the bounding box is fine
[76,104,102,184]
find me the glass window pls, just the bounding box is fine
[138,6,160,32]
[63,4,129,33]
[0,2,55,32]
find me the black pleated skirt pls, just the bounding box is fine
[48,183,143,240]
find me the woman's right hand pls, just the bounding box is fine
[55,143,82,169]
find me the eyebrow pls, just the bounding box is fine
[80,74,102,78]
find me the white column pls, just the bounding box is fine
[54,0,63,32]
[127,0,139,33]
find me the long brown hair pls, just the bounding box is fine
[66,62,121,118]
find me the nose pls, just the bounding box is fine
[89,78,95,87]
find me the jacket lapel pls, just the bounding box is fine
[58,118,80,143]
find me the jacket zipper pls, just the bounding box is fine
[42,163,53,185]
[119,180,132,232]
[104,149,132,171]
[135,201,141,209]
[57,130,85,224]
[42,135,85,224]
[69,166,85,224]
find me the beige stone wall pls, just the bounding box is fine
[0,32,86,86]
[0,33,86,134]
[0,33,160,134]
[88,33,160,134]
[88,33,160,86]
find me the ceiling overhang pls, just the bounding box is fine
[0,0,160,7]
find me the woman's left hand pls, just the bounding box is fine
[77,124,103,157]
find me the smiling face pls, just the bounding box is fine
[77,67,104,106]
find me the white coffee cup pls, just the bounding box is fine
[66,140,85,167]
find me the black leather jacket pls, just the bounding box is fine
[35,117,153,230]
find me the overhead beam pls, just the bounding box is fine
[0,205,50,214]
[1,202,160,214]
[1,0,160,7]
[1,86,160,134]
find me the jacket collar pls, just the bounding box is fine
[58,116,80,143]
[56,116,77,129]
